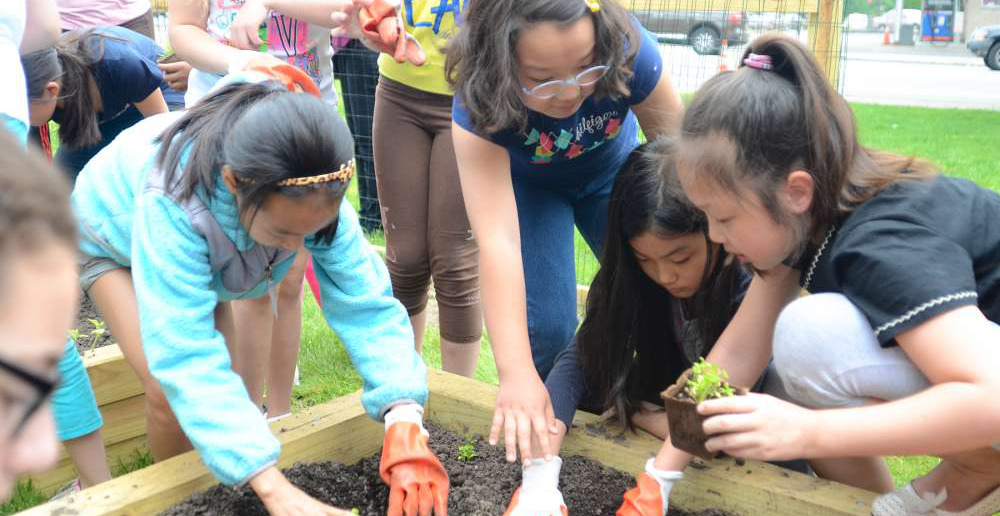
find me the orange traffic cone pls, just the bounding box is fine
[718,38,729,72]
[882,27,891,45]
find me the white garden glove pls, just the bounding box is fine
[615,459,684,516]
[503,457,568,516]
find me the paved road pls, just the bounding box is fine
[658,30,1000,110]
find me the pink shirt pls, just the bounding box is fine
[56,0,151,30]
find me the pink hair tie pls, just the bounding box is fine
[744,53,773,70]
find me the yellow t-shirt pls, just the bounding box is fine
[377,0,464,97]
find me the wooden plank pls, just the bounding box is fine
[624,0,820,14]
[425,368,875,516]
[807,0,845,86]
[81,345,144,406]
[27,435,150,495]
[18,392,377,516]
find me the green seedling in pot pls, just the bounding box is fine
[684,358,735,403]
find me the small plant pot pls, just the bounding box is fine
[660,367,747,461]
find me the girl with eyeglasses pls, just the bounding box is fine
[0,129,78,502]
[445,0,683,469]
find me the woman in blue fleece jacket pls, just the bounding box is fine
[71,67,449,516]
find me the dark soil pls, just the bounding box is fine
[160,422,739,516]
[73,292,114,353]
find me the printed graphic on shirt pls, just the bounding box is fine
[522,111,623,164]
[206,0,322,85]
[403,0,465,34]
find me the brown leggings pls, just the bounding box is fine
[372,76,482,344]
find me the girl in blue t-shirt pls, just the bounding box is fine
[631,34,1000,516]
[20,26,170,178]
[72,68,449,516]
[445,0,684,466]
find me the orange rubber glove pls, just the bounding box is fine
[615,459,683,516]
[358,0,425,65]
[242,55,322,97]
[380,405,449,516]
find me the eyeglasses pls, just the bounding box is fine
[0,355,59,439]
[520,64,610,99]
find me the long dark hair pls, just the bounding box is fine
[155,83,354,244]
[20,29,115,149]
[445,0,638,134]
[577,138,744,431]
[678,34,935,263]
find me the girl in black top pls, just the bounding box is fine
[624,34,1000,516]
[503,137,752,516]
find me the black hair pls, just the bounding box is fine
[576,137,744,431]
[679,34,935,264]
[20,29,119,149]
[155,83,354,244]
[445,0,638,134]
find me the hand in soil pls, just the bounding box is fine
[380,423,449,516]
[491,372,559,463]
[250,467,356,516]
[503,457,567,516]
[698,392,818,461]
[616,460,683,516]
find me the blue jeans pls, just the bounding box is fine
[513,169,617,380]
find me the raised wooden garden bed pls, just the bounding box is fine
[19,369,876,516]
[24,344,147,494]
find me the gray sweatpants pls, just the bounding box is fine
[770,293,1000,451]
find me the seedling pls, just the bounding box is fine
[684,358,735,403]
[457,440,478,462]
[69,318,110,353]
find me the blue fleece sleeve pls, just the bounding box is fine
[307,201,427,420]
[131,192,279,486]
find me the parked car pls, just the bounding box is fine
[747,12,808,31]
[967,24,1000,70]
[631,9,749,55]
[873,8,921,33]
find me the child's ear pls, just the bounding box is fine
[782,170,814,216]
[45,81,60,100]
[221,165,240,195]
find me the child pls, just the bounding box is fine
[0,129,78,501]
[504,138,752,515]
[617,34,1000,516]
[72,68,448,516]
[446,0,685,464]
[20,27,171,178]
[372,0,482,377]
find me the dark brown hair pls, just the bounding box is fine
[678,34,935,261]
[156,83,355,244]
[577,138,744,431]
[445,0,638,134]
[20,29,117,149]
[0,130,76,279]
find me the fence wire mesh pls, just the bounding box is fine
[149,0,846,289]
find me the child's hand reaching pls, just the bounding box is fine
[229,0,269,50]
[491,372,560,464]
[699,392,820,461]
[330,0,426,66]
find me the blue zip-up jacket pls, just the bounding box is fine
[72,111,427,486]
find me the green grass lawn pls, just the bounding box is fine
[4,102,996,515]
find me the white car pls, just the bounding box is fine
[874,8,921,32]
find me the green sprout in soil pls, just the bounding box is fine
[685,358,735,403]
[69,318,108,353]
[457,440,478,462]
